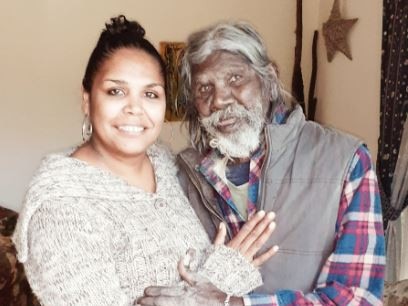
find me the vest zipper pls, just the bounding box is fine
[258,128,271,211]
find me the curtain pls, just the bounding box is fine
[386,119,408,280]
[378,0,408,229]
[401,208,408,279]
[378,0,407,282]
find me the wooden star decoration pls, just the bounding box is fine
[322,0,358,62]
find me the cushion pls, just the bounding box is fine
[0,206,40,306]
[384,279,408,306]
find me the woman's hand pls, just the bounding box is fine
[213,210,278,267]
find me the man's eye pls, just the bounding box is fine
[145,91,158,99]
[108,88,125,96]
[230,75,242,83]
[199,85,211,93]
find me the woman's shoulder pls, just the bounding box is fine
[18,151,95,228]
[26,151,86,198]
[13,151,94,262]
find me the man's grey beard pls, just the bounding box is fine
[200,102,265,159]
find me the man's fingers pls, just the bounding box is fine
[213,222,226,245]
[177,256,198,286]
[133,297,154,306]
[143,286,185,297]
[252,245,279,267]
[227,210,266,248]
[239,212,275,254]
[137,295,178,306]
[136,296,155,306]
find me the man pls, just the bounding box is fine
[139,21,385,305]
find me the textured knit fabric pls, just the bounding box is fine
[13,144,262,306]
[177,106,385,305]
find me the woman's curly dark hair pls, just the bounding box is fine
[82,15,165,92]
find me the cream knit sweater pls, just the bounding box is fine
[13,144,262,306]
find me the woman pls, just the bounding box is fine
[12,15,277,306]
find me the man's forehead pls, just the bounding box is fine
[192,51,252,80]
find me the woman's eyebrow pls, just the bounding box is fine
[104,79,127,84]
[146,83,165,89]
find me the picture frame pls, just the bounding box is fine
[160,41,186,121]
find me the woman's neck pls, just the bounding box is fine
[72,141,156,193]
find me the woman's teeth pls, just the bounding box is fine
[118,125,144,133]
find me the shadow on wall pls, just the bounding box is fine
[158,121,189,153]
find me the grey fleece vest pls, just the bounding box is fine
[177,106,362,293]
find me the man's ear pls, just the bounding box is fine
[81,88,91,116]
[266,63,279,101]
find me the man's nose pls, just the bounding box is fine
[211,87,234,111]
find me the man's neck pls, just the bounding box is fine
[227,156,251,165]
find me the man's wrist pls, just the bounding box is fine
[229,296,244,306]
[218,292,244,306]
[224,294,231,306]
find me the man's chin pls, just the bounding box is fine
[220,146,255,159]
[211,136,260,159]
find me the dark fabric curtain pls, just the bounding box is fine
[378,0,408,228]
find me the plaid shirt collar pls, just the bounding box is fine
[199,144,265,236]
[197,101,291,235]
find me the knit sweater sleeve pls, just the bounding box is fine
[21,200,131,306]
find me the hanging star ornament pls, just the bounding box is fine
[322,0,358,62]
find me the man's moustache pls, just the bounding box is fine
[205,108,249,126]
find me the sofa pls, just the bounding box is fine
[0,204,407,306]
[0,206,39,306]
[383,280,408,306]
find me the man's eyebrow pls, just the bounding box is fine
[227,66,247,73]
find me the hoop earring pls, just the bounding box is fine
[82,114,93,142]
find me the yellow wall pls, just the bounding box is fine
[0,0,382,211]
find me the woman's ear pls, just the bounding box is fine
[81,87,90,115]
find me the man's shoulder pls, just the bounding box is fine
[178,146,201,156]
[302,120,363,149]
[177,147,204,166]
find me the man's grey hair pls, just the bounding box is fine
[179,21,290,153]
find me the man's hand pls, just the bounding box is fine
[137,211,278,306]
[214,210,278,266]
[137,259,243,306]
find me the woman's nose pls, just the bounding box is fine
[123,97,144,115]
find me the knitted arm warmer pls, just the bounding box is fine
[194,245,263,296]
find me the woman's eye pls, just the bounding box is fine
[108,88,125,96]
[145,91,158,99]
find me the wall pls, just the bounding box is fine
[0,1,383,212]
[0,0,296,211]
[313,0,383,159]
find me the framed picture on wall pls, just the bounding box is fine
[160,41,186,121]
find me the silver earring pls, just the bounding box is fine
[82,115,93,142]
